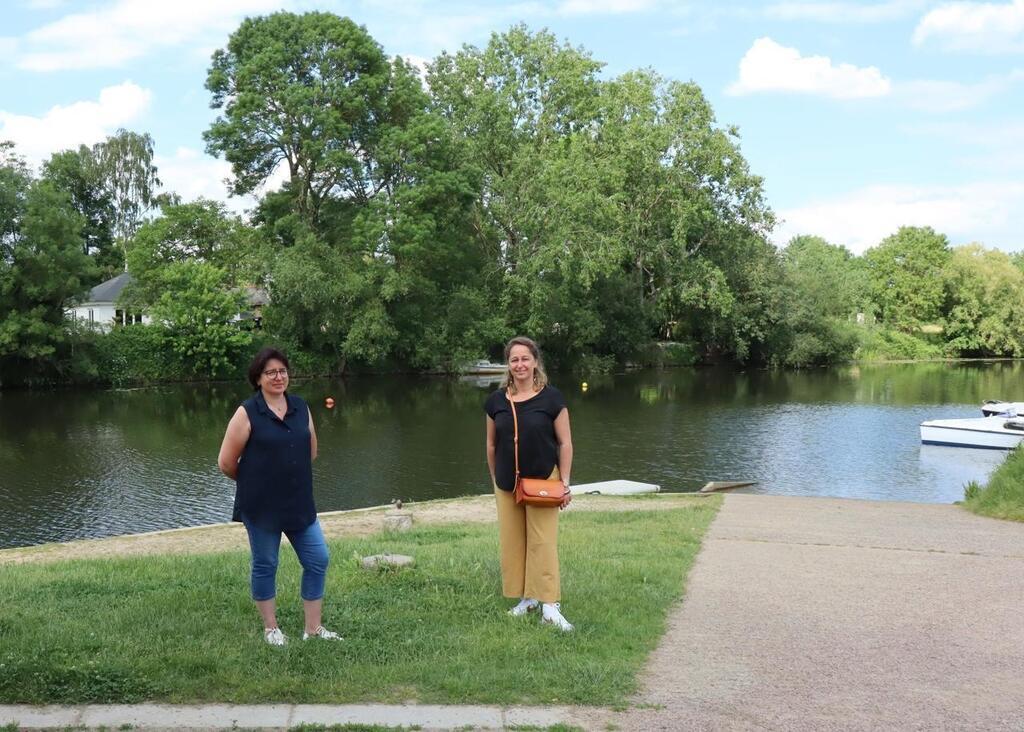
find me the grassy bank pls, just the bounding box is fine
[964,446,1024,522]
[0,499,719,707]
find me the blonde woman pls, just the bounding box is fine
[484,336,575,631]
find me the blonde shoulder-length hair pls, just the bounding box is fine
[500,336,549,394]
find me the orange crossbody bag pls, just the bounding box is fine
[508,388,566,507]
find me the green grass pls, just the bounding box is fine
[0,500,719,707]
[964,446,1024,521]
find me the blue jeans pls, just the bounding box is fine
[243,518,330,602]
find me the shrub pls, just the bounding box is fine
[95,325,183,386]
[855,327,943,361]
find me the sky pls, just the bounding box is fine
[2,0,1023,255]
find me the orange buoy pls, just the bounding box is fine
[325,397,335,408]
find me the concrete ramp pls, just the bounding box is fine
[581,494,1024,731]
[573,479,660,495]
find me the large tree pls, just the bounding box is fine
[121,200,257,379]
[864,226,950,331]
[429,28,775,365]
[205,11,391,227]
[41,146,120,281]
[942,243,1024,357]
[146,261,251,379]
[776,235,866,366]
[93,129,160,244]
[0,176,95,386]
[125,198,257,299]
[39,130,159,280]
[208,12,497,371]
[0,142,30,247]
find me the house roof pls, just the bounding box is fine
[243,285,270,306]
[80,272,271,307]
[85,272,133,304]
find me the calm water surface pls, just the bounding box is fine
[1,362,1019,548]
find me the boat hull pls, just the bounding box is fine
[461,360,507,375]
[920,416,1024,450]
[981,400,1024,417]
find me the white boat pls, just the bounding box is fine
[461,359,506,375]
[572,480,660,495]
[981,400,1024,417]
[920,415,1024,450]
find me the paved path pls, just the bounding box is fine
[5,494,1022,730]
[577,494,1024,731]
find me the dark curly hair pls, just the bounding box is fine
[247,347,290,390]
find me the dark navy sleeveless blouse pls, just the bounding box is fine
[232,391,317,532]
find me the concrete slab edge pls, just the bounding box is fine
[0,702,578,730]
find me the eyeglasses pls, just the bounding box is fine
[263,368,288,379]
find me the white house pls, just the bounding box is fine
[68,272,150,330]
[69,272,270,331]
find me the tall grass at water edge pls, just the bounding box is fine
[964,446,1024,522]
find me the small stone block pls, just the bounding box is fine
[382,513,413,531]
[361,553,415,570]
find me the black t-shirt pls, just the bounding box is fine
[485,385,567,491]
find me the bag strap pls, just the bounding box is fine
[507,389,520,484]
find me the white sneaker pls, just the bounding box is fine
[264,627,287,646]
[508,598,539,617]
[303,625,342,641]
[541,602,574,632]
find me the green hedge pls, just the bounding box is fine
[855,327,944,361]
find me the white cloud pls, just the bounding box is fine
[909,119,1024,145]
[365,4,550,55]
[896,69,1024,111]
[727,37,891,98]
[0,81,151,165]
[401,54,431,78]
[765,0,924,23]
[906,120,1024,172]
[16,0,284,71]
[913,0,1024,53]
[154,148,238,210]
[959,148,1024,172]
[557,0,657,14]
[156,147,289,215]
[775,182,1024,253]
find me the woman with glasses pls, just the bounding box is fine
[218,347,340,646]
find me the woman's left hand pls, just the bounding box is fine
[560,488,572,510]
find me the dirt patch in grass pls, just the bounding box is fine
[0,493,713,566]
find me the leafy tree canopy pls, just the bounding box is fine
[864,226,949,332]
[205,11,392,227]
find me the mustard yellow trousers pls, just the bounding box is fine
[494,467,561,603]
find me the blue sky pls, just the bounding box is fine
[2,0,1023,254]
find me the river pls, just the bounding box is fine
[1,361,1019,548]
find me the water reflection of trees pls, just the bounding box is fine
[5,363,1023,547]
[611,362,1024,408]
